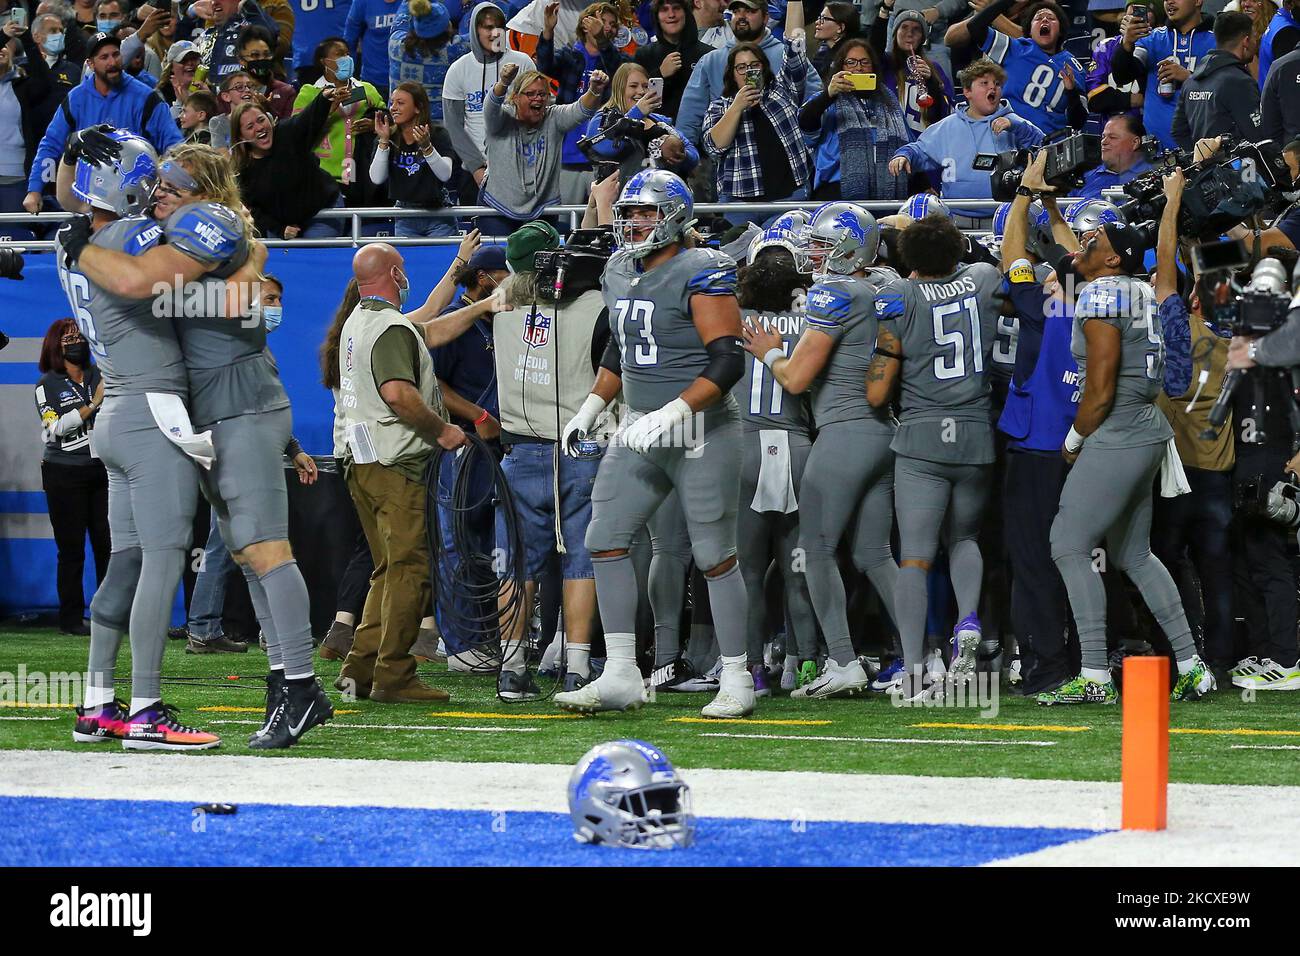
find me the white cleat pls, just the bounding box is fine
[701,668,756,719]
[554,663,647,713]
[1232,658,1300,691]
[780,654,799,692]
[791,657,869,700]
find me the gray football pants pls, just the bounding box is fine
[89,394,199,704]
[798,420,899,666]
[893,455,991,673]
[647,491,691,666]
[1051,441,1196,670]
[737,429,818,663]
[586,421,749,662]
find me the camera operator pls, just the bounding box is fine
[996,151,1081,696]
[1227,340,1300,689]
[1151,168,1238,683]
[1171,11,1262,152]
[1044,154,1215,702]
[489,224,615,699]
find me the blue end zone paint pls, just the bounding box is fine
[0,797,1102,867]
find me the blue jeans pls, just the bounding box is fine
[395,213,457,238]
[496,441,601,581]
[716,182,807,228]
[302,193,345,239]
[187,510,238,638]
[434,446,498,655]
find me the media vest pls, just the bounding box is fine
[492,289,605,443]
[337,299,444,470]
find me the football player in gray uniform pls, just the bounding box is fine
[1038,167,1213,705]
[53,127,220,750]
[72,143,335,746]
[867,215,1004,699]
[555,169,753,718]
[743,202,899,700]
[732,225,819,694]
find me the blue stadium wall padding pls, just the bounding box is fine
[0,244,464,616]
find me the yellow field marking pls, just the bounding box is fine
[199,705,358,715]
[1170,727,1300,737]
[429,711,583,720]
[912,722,1091,733]
[0,702,74,709]
[668,717,833,726]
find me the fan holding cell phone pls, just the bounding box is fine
[580,62,699,187]
[700,40,812,213]
[797,38,915,202]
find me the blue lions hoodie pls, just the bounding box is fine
[891,100,1043,218]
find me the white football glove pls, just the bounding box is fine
[619,398,692,455]
[561,393,609,457]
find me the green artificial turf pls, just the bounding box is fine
[2,627,1298,786]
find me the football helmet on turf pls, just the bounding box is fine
[568,739,695,850]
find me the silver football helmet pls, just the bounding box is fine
[799,201,880,278]
[612,169,694,258]
[1063,199,1124,235]
[898,193,950,220]
[72,129,159,217]
[568,739,695,850]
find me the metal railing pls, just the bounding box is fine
[0,198,1080,251]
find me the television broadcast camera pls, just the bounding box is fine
[1201,245,1300,438]
[0,246,23,281]
[1117,137,1295,240]
[1236,474,1300,530]
[531,229,617,302]
[985,130,1101,203]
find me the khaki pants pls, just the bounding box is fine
[341,462,430,692]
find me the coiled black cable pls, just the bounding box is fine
[424,432,558,700]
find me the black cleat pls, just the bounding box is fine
[248,671,288,745]
[248,677,333,750]
[651,656,718,693]
[498,668,542,700]
[562,672,590,693]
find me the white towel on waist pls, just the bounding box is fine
[146,392,215,471]
[1159,437,1191,498]
[751,429,798,514]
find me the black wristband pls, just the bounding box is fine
[1016,185,1035,197]
[874,348,903,361]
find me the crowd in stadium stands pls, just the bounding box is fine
[3,0,1299,234]
[10,0,1300,704]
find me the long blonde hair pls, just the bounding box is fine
[163,142,257,240]
[607,61,648,114]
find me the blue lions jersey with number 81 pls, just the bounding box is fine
[54,215,189,398]
[878,262,1004,464]
[603,246,740,419]
[1070,275,1173,450]
[982,30,1084,136]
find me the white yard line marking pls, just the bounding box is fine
[0,716,58,721]
[208,720,539,733]
[1229,744,1300,751]
[700,731,1057,747]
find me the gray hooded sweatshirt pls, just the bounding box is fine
[442,1,537,173]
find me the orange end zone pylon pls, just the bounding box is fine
[1121,656,1170,830]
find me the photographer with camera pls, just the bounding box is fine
[1149,168,1239,685]
[1039,154,1215,703]
[1171,11,1262,151]
[487,225,616,698]
[995,151,1080,696]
